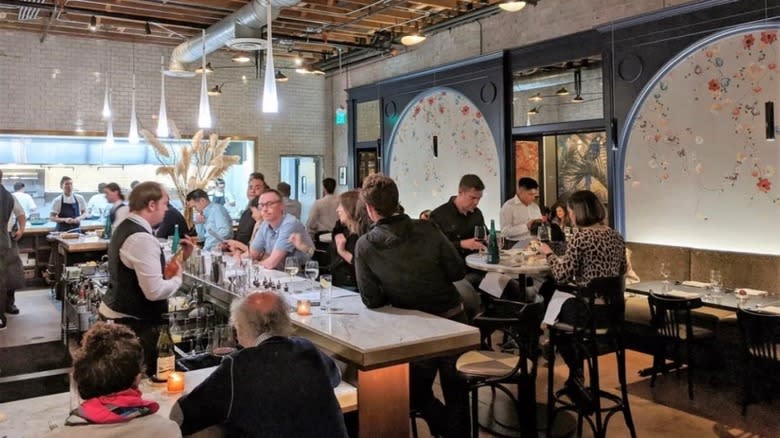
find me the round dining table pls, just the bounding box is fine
[465,252,550,276]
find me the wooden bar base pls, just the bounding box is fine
[358,364,410,437]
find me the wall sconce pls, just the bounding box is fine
[529,92,542,102]
[766,101,775,141]
[527,107,539,115]
[195,62,214,74]
[88,16,97,32]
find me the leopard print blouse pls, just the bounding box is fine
[547,226,626,285]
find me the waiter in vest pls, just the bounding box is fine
[99,182,193,374]
[49,176,87,232]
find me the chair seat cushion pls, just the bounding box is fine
[456,350,530,378]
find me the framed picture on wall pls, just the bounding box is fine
[338,166,347,186]
[556,131,608,204]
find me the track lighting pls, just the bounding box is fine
[275,70,288,82]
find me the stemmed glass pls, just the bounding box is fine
[285,257,299,280]
[474,225,487,257]
[305,260,320,292]
[660,262,672,292]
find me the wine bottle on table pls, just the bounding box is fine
[103,213,112,239]
[156,323,175,381]
[487,220,499,265]
[171,224,180,254]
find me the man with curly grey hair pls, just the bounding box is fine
[171,292,347,437]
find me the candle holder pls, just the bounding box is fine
[296,299,312,316]
[166,371,185,393]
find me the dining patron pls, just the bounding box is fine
[186,188,232,251]
[355,174,469,437]
[49,176,87,232]
[248,189,313,269]
[234,172,267,245]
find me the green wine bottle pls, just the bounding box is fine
[171,224,180,254]
[487,219,499,264]
[103,212,112,239]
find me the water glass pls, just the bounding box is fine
[305,260,320,291]
[319,274,332,311]
[710,269,722,292]
[660,262,672,291]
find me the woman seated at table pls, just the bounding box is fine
[48,323,181,437]
[550,201,573,230]
[223,197,263,259]
[328,190,369,289]
[539,190,626,404]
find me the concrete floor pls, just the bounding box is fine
[1,289,777,437]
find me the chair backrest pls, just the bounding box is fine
[577,276,626,334]
[647,294,703,339]
[737,308,780,361]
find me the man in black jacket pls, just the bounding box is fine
[354,174,469,437]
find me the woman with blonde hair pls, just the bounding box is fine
[328,190,369,289]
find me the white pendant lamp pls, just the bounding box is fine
[105,103,114,147]
[262,5,278,113]
[128,74,140,144]
[156,56,169,138]
[101,73,111,120]
[197,29,212,128]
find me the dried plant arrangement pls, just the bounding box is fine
[142,129,240,228]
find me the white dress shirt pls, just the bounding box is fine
[499,196,542,241]
[7,197,24,232]
[306,193,340,234]
[12,191,36,217]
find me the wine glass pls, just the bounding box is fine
[537,222,551,243]
[284,257,299,280]
[660,262,672,291]
[474,225,487,257]
[305,260,320,292]
[709,269,722,293]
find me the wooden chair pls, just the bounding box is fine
[736,307,780,415]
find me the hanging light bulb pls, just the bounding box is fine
[197,29,212,128]
[101,73,111,120]
[128,74,140,144]
[262,6,278,113]
[156,56,169,138]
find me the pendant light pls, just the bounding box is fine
[128,45,140,144]
[101,72,111,120]
[105,115,114,147]
[156,56,169,138]
[262,5,278,113]
[197,29,212,128]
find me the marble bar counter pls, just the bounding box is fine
[52,234,110,253]
[0,366,357,438]
[23,219,105,236]
[184,269,480,437]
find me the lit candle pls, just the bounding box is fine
[167,371,185,393]
[296,299,312,316]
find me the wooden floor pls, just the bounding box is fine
[1,289,778,437]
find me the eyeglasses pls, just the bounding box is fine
[258,200,281,209]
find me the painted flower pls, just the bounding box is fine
[769,63,777,71]
[743,34,755,50]
[413,106,421,117]
[438,105,445,114]
[736,152,746,162]
[427,97,435,105]
[753,86,763,93]
[475,112,482,119]
[708,79,720,92]
[751,168,760,178]
[732,106,741,116]
[653,134,661,142]
[705,50,714,58]
[460,105,470,116]
[757,178,772,193]
[765,166,775,177]
[760,31,777,45]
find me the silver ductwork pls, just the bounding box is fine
[167,0,301,75]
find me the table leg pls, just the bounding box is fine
[357,363,409,437]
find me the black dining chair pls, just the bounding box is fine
[647,293,715,400]
[546,276,637,438]
[455,298,545,438]
[736,307,780,415]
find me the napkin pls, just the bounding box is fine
[543,290,576,326]
[662,290,701,299]
[479,272,511,298]
[758,306,780,315]
[735,288,769,297]
[681,281,711,288]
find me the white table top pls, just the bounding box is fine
[0,366,357,437]
[465,252,550,275]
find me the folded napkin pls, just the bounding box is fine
[758,306,780,315]
[681,281,711,288]
[662,289,701,299]
[542,290,576,326]
[735,288,769,297]
[479,272,511,298]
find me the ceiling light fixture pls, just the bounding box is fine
[499,1,527,12]
[232,52,251,63]
[527,107,539,115]
[128,45,140,144]
[294,55,303,66]
[261,6,278,113]
[572,67,584,103]
[88,15,97,32]
[101,73,111,120]
[275,70,288,82]
[156,56,169,138]
[208,85,223,96]
[195,62,214,74]
[529,92,542,102]
[197,29,212,129]
[401,23,426,46]
[555,87,569,96]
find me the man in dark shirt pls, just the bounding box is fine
[154,203,189,239]
[355,174,469,437]
[234,172,267,245]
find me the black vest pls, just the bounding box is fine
[109,202,127,225]
[104,218,167,321]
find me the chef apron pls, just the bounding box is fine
[212,191,226,205]
[55,196,81,232]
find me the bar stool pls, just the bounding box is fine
[456,298,545,438]
[546,276,636,438]
[647,293,715,400]
[736,307,780,415]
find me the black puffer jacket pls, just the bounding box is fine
[354,214,465,315]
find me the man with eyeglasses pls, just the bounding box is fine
[250,189,313,270]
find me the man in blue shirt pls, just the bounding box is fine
[250,189,313,270]
[186,189,232,251]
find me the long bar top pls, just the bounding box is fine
[184,269,480,370]
[22,219,105,235]
[0,366,358,437]
[52,234,110,252]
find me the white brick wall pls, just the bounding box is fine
[0,30,331,188]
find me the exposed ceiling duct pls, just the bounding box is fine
[166,0,301,77]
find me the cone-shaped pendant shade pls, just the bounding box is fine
[156,56,169,138]
[128,74,140,144]
[105,117,114,147]
[197,30,212,128]
[101,74,111,120]
[262,6,278,113]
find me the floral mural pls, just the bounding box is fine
[624,24,779,255]
[388,88,501,223]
